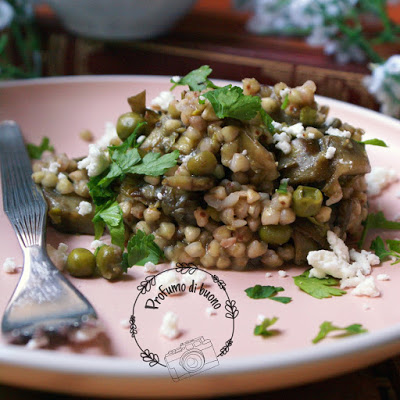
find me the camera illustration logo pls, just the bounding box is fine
[129,263,239,382]
[165,336,219,381]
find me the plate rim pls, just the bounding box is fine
[1,74,400,383]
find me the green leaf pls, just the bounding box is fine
[387,239,400,254]
[87,173,117,206]
[128,150,179,176]
[245,285,292,304]
[170,65,218,91]
[293,270,346,299]
[254,317,279,337]
[93,201,125,248]
[281,94,289,110]
[26,137,54,159]
[370,236,392,261]
[260,109,275,133]
[358,138,388,147]
[312,321,368,344]
[126,230,164,267]
[359,211,400,248]
[276,179,288,194]
[201,85,261,121]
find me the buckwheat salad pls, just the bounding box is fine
[28,66,391,281]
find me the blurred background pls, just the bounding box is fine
[0,0,400,116]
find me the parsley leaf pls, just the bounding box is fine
[358,138,388,147]
[26,137,54,159]
[128,150,179,176]
[245,285,292,304]
[124,230,164,267]
[276,179,288,194]
[201,85,262,121]
[260,109,275,133]
[359,211,400,248]
[254,317,279,337]
[312,321,367,344]
[370,236,400,264]
[281,94,289,110]
[87,173,117,206]
[92,201,125,248]
[293,270,346,299]
[170,65,218,91]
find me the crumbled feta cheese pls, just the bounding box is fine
[42,161,61,174]
[308,133,315,139]
[77,144,110,177]
[272,121,283,130]
[340,272,366,289]
[77,201,92,216]
[96,122,118,149]
[352,276,380,297]
[26,336,49,350]
[69,323,103,343]
[273,132,292,154]
[206,307,217,317]
[328,230,350,262]
[279,87,290,99]
[365,167,398,197]
[156,270,180,290]
[151,91,175,111]
[199,95,206,101]
[120,319,130,329]
[362,303,371,311]
[156,192,163,200]
[171,75,180,83]
[325,146,336,159]
[137,135,146,144]
[257,314,266,324]
[242,149,248,156]
[278,270,288,277]
[282,122,305,138]
[265,272,272,278]
[144,262,158,273]
[90,240,104,251]
[325,127,351,138]
[2,257,18,274]
[181,269,207,286]
[47,243,68,271]
[160,311,179,339]
[57,172,67,180]
[376,273,390,281]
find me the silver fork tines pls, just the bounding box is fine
[0,121,97,344]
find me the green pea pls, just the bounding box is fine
[259,225,292,246]
[293,186,323,217]
[66,248,96,277]
[95,245,123,280]
[300,106,317,126]
[187,151,218,176]
[116,112,145,141]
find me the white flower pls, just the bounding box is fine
[364,55,400,118]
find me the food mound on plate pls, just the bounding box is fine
[32,67,370,276]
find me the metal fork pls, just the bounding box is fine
[0,121,97,344]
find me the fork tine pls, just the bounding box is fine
[0,121,97,344]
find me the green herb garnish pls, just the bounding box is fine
[281,94,289,110]
[170,65,218,91]
[358,138,388,147]
[254,317,279,337]
[312,321,368,344]
[293,270,346,299]
[245,285,292,304]
[276,179,288,194]
[359,211,400,248]
[370,236,400,264]
[26,137,54,159]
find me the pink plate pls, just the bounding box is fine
[1,76,400,398]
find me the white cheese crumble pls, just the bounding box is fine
[279,87,290,99]
[2,257,18,274]
[77,201,92,216]
[325,127,351,138]
[90,240,104,251]
[257,314,266,324]
[96,122,118,149]
[308,133,315,139]
[376,273,390,281]
[144,261,158,273]
[278,270,288,277]
[365,167,398,197]
[42,161,61,174]
[181,269,207,286]
[160,311,179,339]
[156,270,180,290]
[57,172,67,180]
[47,243,69,271]
[242,149,248,156]
[265,272,272,278]
[199,95,206,101]
[77,144,110,177]
[120,319,130,329]
[171,75,180,83]
[26,336,49,350]
[282,122,305,138]
[206,307,217,317]
[352,276,380,297]
[69,323,103,343]
[151,91,175,111]
[137,135,146,144]
[325,146,336,159]
[156,192,163,200]
[307,231,380,297]
[273,132,292,154]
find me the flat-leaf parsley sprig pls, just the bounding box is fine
[312,321,368,344]
[370,236,400,264]
[245,285,292,304]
